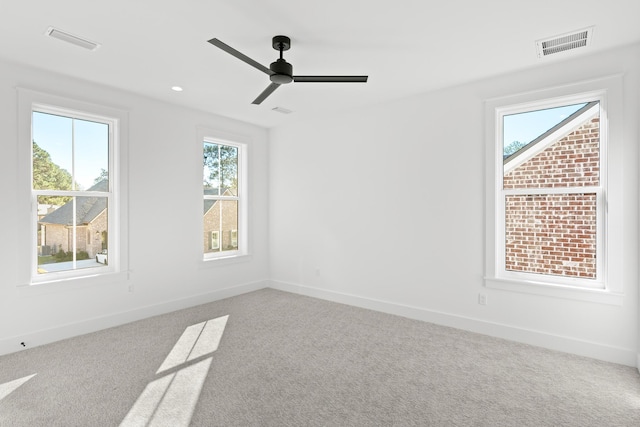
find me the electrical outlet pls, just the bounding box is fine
[478,293,487,306]
[128,284,134,293]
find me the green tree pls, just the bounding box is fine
[203,144,238,192]
[93,168,109,185]
[504,140,527,157]
[32,141,72,205]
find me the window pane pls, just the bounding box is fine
[203,142,219,194]
[37,195,108,274]
[503,102,599,189]
[220,200,238,252]
[203,142,238,196]
[203,200,238,253]
[32,112,73,191]
[74,119,109,191]
[204,200,220,253]
[505,193,596,279]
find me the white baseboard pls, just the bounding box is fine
[270,280,637,367]
[0,280,268,357]
[4,279,635,368]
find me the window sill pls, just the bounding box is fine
[484,277,623,305]
[17,270,130,297]
[199,253,253,269]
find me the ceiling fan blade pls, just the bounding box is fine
[252,82,281,105]
[293,76,368,83]
[208,38,273,76]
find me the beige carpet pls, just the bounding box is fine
[1,288,639,426]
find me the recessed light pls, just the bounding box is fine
[171,86,183,92]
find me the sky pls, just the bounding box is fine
[503,102,588,152]
[33,111,109,190]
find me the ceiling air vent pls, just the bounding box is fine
[272,106,293,114]
[536,27,593,58]
[45,27,100,51]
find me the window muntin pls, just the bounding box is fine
[32,107,113,278]
[203,140,243,259]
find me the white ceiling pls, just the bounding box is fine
[1,1,639,128]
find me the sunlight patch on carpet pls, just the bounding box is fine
[120,315,228,427]
[0,374,37,402]
[120,358,213,427]
[156,315,228,375]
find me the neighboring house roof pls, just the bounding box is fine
[503,101,599,174]
[39,180,108,226]
[204,200,216,215]
[203,187,233,215]
[38,204,59,216]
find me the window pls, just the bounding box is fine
[231,229,238,247]
[202,138,246,259]
[484,77,623,303]
[209,231,220,250]
[18,89,128,286]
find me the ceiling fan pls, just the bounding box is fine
[207,35,368,105]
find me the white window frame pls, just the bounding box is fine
[484,76,623,305]
[200,130,248,262]
[17,88,129,288]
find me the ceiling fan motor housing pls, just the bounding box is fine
[270,59,293,84]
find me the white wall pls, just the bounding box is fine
[0,60,270,355]
[1,44,637,367]
[269,43,640,366]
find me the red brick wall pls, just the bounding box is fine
[203,199,238,253]
[503,115,599,279]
